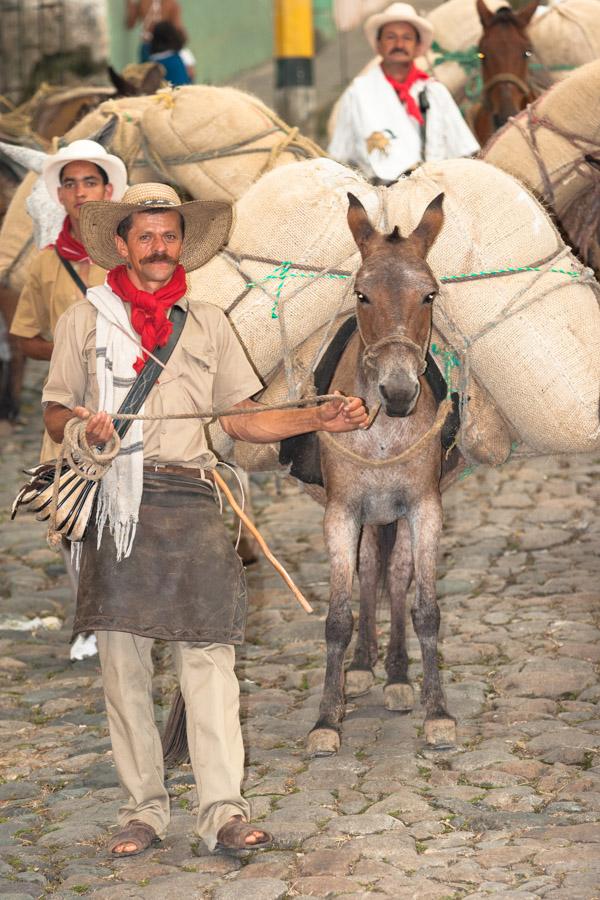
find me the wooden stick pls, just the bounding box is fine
[212,469,314,615]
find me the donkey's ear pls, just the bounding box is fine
[408,193,444,257]
[108,66,136,97]
[347,192,376,258]
[515,0,540,28]
[476,0,495,28]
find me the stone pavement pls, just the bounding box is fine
[1,365,599,899]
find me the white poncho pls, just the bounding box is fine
[328,65,480,181]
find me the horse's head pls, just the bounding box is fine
[476,0,538,130]
[347,192,444,418]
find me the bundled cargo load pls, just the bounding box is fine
[482,58,600,275]
[0,85,324,290]
[140,86,324,201]
[65,95,159,185]
[195,157,600,466]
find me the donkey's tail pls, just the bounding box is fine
[162,688,190,766]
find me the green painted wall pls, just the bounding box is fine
[107,0,272,83]
[107,0,335,83]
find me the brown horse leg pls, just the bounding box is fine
[345,524,379,698]
[306,503,359,757]
[383,518,415,712]
[409,495,456,749]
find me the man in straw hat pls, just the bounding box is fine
[329,2,479,182]
[42,182,368,856]
[11,138,128,661]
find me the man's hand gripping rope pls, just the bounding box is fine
[48,393,370,615]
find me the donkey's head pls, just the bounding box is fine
[347,192,444,417]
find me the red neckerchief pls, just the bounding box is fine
[107,264,187,373]
[53,216,89,261]
[383,63,430,125]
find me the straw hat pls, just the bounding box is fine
[79,183,233,273]
[364,2,434,53]
[42,139,128,200]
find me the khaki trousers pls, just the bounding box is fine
[96,630,250,850]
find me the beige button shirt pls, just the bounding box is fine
[42,294,263,469]
[10,247,106,340]
[11,246,106,462]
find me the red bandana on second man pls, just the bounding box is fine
[383,63,430,125]
[107,263,187,373]
[54,216,89,262]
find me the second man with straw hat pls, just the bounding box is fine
[41,182,368,856]
[329,2,479,183]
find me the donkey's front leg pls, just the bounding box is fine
[409,493,456,749]
[307,502,360,757]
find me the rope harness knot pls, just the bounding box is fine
[361,331,428,376]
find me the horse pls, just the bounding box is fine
[306,192,461,756]
[473,0,539,146]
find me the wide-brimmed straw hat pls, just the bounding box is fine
[79,183,233,273]
[364,2,434,53]
[42,139,128,200]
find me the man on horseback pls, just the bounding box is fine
[41,182,368,856]
[10,139,127,661]
[329,2,480,183]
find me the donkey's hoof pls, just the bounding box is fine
[306,728,340,757]
[384,682,414,712]
[345,669,375,698]
[424,717,456,749]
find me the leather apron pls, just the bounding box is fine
[73,471,247,644]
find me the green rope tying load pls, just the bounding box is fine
[244,261,583,318]
[245,262,351,318]
[430,343,460,384]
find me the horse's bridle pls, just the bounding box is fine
[483,72,532,98]
[482,72,532,129]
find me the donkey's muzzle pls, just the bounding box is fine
[379,381,419,417]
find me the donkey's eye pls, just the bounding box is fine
[422,291,437,305]
[355,291,370,304]
[524,49,532,58]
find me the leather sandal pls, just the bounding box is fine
[215,815,273,851]
[107,819,160,857]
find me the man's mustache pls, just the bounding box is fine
[391,48,409,54]
[141,253,176,265]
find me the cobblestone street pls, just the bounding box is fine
[1,367,599,899]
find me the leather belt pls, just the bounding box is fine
[143,464,213,481]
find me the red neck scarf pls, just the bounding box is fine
[107,264,187,373]
[54,216,89,261]
[383,63,430,125]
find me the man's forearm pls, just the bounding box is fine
[20,335,53,361]
[220,402,322,443]
[44,402,74,444]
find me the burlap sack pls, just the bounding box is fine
[0,171,37,290]
[191,156,600,458]
[528,0,600,81]
[140,86,324,202]
[65,96,159,185]
[482,59,600,273]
